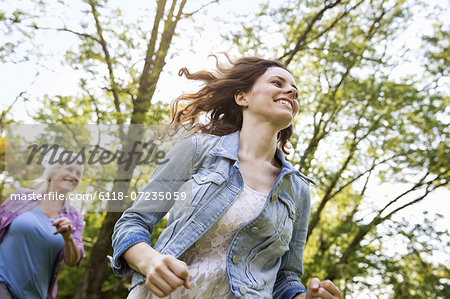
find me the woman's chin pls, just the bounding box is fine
[274,115,294,130]
[53,184,75,194]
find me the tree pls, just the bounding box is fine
[226,0,449,297]
[1,0,220,297]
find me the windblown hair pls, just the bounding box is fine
[170,55,294,154]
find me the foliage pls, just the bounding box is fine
[226,0,449,297]
[1,0,215,297]
[0,0,448,298]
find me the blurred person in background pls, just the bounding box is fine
[0,160,85,299]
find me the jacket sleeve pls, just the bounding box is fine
[0,199,8,242]
[110,135,198,277]
[273,179,311,299]
[48,211,85,299]
[0,189,37,243]
[72,211,85,266]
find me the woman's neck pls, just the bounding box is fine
[39,188,67,216]
[239,120,279,164]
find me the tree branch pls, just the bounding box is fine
[327,178,446,281]
[132,0,167,124]
[1,72,38,129]
[182,0,220,17]
[87,0,122,115]
[132,0,187,124]
[281,0,344,65]
[305,6,389,240]
[381,181,446,221]
[303,46,385,64]
[377,170,431,216]
[329,155,398,199]
[309,0,366,44]
[25,24,102,43]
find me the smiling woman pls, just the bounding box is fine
[111,56,342,299]
[0,162,85,299]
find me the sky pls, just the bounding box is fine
[1,0,449,294]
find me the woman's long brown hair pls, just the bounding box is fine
[170,55,294,154]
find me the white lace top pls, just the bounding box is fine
[128,184,268,299]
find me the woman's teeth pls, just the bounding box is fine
[277,99,292,110]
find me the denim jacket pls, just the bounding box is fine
[111,131,313,299]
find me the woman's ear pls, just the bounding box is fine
[235,91,248,107]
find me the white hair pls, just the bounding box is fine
[32,147,84,192]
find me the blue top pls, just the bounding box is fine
[111,131,315,299]
[0,205,64,299]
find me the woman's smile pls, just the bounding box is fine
[275,97,294,112]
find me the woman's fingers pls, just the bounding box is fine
[316,287,334,299]
[52,217,73,237]
[157,264,186,289]
[146,278,167,298]
[307,278,342,299]
[166,257,192,289]
[52,217,71,227]
[54,224,72,236]
[145,255,191,296]
[148,269,176,296]
[183,272,192,289]
[166,256,190,279]
[320,280,341,298]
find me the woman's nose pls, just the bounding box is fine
[284,86,297,98]
[70,172,81,182]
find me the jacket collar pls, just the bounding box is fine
[210,130,299,174]
[210,130,240,161]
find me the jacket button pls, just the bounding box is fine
[240,285,247,295]
[200,176,207,181]
[251,227,259,234]
[232,255,239,264]
[271,194,277,202]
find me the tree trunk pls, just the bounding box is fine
[74,212,122,299]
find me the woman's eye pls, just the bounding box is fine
[272,80,282,87]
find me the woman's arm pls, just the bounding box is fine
[111,135,198,277]
[123,242,191,297]
[272,180,311,299]
[62,234,82,267]
[52,217,82,267]
[272,178,341,299]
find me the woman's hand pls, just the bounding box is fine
[144,254,191,298]
[294,278,342,299]
[124,242,191,298]
[52,217,74,240]
[53,217,82,266]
